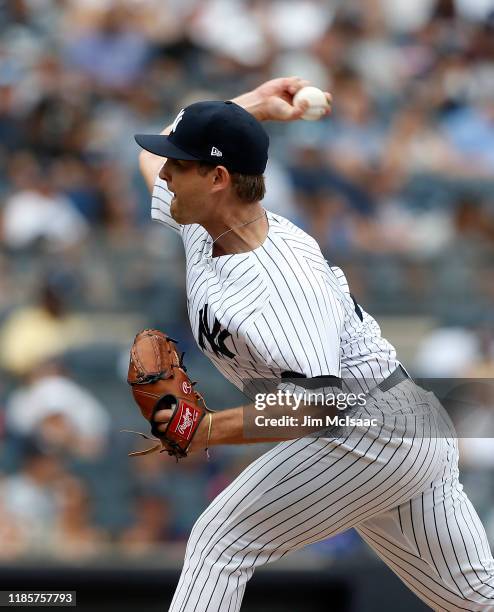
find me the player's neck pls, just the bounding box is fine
[204,202,268,257]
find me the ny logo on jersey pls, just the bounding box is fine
[170,109,185,134]
[198,304,235,359]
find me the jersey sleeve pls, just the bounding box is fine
[151,177,182,234]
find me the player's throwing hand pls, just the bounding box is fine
[232,76,332,122]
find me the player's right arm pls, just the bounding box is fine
[138,76,331,193]
[139,125,171,194]
[139,77,331,233]
[231,76,331,122]
[139,124,183,233]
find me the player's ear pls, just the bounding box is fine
[210,166,231,194]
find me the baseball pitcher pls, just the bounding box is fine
[132,77,494,611]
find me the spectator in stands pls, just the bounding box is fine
[1,444,65,553]
[120,493,174,555]
[5,361,110,459]
[64,5,152,90]
[51,475,109,559]
[2,156,88,252]
[0,496,30,559]
[0,275,91,376]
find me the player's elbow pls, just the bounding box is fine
[138,150,161,194]
[138,149,151,176]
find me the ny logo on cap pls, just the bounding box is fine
[211,146,223,157]
[170,109,185,134]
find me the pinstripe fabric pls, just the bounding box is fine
[152,178,399,393]
[167,382,494,611]
[357,437,494,611]
[150,179,494,611]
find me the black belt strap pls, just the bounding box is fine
[377,365,409,392]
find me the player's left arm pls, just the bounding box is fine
[151,405,264,448]
[154,397,340,450]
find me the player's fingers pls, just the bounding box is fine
[269,96,298,120]
[290,99,310,119]
[153,409,172,423]
[323,92,333,116]
[272,96,308,121]
[287,77,310,95]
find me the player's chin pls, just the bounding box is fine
[170,198,197,225]
[170,197,183,222]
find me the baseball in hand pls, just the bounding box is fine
[293,86,330,121]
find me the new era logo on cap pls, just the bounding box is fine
[134,101,269,175]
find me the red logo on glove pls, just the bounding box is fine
[171,402,199,440]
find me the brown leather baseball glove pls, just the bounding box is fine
[125,329,211,459]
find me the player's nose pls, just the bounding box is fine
[159,161,171,182]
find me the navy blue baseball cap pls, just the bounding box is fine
[135,101,269,175]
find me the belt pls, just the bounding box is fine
[377,365,410,393]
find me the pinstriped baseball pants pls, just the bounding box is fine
[169,380,494,611]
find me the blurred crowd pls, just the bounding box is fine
[1,0,494,562]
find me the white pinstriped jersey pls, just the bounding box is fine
[152,177,400,393]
